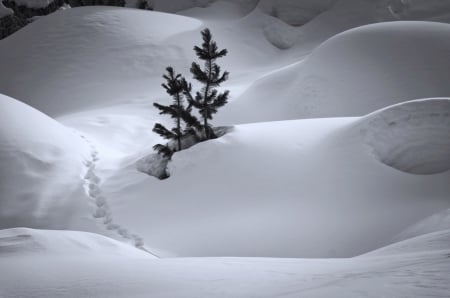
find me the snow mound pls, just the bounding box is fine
[358,98,450,175]
[364,228,450,257]
[0,7,201,116]
[0,227,153,257]
[395,208,450,242]
[0,94,95,231]
[221,21,450,124]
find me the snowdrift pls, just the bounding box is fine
[358,98,450,175]
[0,227,153,257]
[97,98,450,258]
[0,226,448,298]
[0,94,96,232]
[220,21,450,124]
[0,7,202,116]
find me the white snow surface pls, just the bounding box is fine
[219,21,450,123]
[0,1,450,297]
[0,227,449,298]
[0,227,152,257]
[84,98,447,258]
[358,98,450,175]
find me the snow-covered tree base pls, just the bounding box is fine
[137,126,232,179]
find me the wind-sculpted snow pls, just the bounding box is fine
[0,227,153,257]
[0,226,448,297]
[358,98,450,175]
[395,208,450,242]
[0,94,98,232]
[220,21,450,124]
[0,7,202,116]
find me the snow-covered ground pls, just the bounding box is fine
[0,0,449,297]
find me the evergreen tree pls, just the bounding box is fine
[182,28,230,139]
[152,67,189,157]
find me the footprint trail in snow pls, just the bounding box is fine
[79,134,145,249]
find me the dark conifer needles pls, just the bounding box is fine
[152,28,230,157]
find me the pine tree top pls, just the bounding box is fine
[194,28,228,61]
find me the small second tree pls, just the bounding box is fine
[152,67,189,157]
[182,28,230,140]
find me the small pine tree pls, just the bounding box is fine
[152,67,189,157]
[182,28,230,139]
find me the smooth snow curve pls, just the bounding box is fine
[0,7,202,116]
[0,94,98,232]
[0,227,153,257]
[358,98,450,175]
[221,21,450,123]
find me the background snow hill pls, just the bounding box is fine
[0,6,203,116]
[218,21,450,124]
[83,98,449,258]
[1,1,450,120]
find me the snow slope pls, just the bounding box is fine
[220,21,450,124]
[358,98,450,175]
[77,98,449,258]
[0,2,449,296]
[0,94,95,231]
[0,227,152,257]
[0,226,448,298]
[0,7,202,116]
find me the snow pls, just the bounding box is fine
[358,98,450,175]
[0,7,202,116]
[219,21,450,124]
[0,227,448,297]
[0,94,94,231]
[0,227,153,257]
[88,98,448,258]
[0,1,449,297]
[8,0,56,9]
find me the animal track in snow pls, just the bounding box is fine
[79,134,145,249]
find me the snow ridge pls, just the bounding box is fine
[79,134,145,249]
[359,98,450,175]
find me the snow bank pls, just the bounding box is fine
[97,112,450,258]
[0,7,202,116]
[0,226,448,298]
[219,21,450,124]
[364,228,450,257]
[358,98,450,175]
[0,227,153,257]
[0,94,96,232]
[394,208,450,242]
